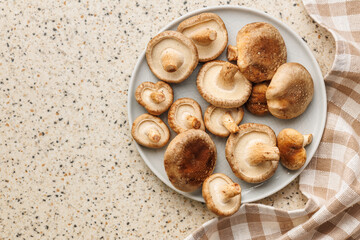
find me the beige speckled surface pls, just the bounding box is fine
[0,0,335,239]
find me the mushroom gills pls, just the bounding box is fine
[210,177,240,209]
[161,48,184,72]
[191,28,217,46]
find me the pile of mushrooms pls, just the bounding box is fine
[130,12,317,217]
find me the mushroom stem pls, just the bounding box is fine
[227,45,238,61]
[247,142,280,166]
[222,112,239,133]
[150,91,165,103]
[161,48,184,72]
[218,62,238,90]
[191,28,217,46]
[186,115,201,129]
[220,183,241,202]
[146,128,161,143]
[303,134,313,147]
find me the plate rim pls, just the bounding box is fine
[128,5,327,203]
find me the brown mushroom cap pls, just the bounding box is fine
[135,81,174,115]
[168,98,205,134]
[146,31,199,83]
[202,173,241,216]
[246,81,270,116]
[197,60,252,108]
[277,128,313,170]
[266,62,314,119]
[131,114,170,148]
[164,129,217,192]
[204,105,244,137]
[236,22,287,83]
[177,13,228,62]
[225,123,280,183]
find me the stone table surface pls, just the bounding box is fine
[0,0,335,239]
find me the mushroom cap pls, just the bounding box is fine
[225,123,279,183]
[177,13,228,62]
[246,81,270,116]
[146,31,199,83]
[204,105,244,137]
[202,173,241,216]
[164,129,217,192]
[236,22,287,83]
[277,128,313,170]
[266,62,314,119]
[168,98,205,134]
[131,114,170,148]
[135,81,174,115]
[197,60,252,108]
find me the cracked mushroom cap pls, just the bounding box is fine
[146,31,199,83]
[131,114,170,148]
[225,123,280,183]
[204,105,244,137]
[168,98,205,134]
[277,128,313,170]
[246,81,270,116]
[202,173,241,216]
[164,129,217,192]
[197,61,252,108]
[234,22,287,83]
[135,81,173,115]
[177,13,228,62]
[266,62,314,119]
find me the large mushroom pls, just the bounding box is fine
[168,98,205,134]
[245,81,270,116]
[225,123,280,183]
[131,114,170,148]
[277,128,313,170]
[202,173,241,216]
[177,13,228,62]
[204,105,244,137]
[266,62,314,119]
[197,61,252,108]
[164,129,217,192]
[135,81,173,115]
[146,31,199,83]
[227,22,287,83]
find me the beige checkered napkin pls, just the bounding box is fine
[185,1,360,239]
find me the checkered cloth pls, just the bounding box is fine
[185,1,360,239]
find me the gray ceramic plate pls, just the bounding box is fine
[128,6,326,203]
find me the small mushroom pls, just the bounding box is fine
[225,123,280,183]
[177,13,228,62]
[235,22,287,83]
[135,81,174,115]
[266,62,314,119]
[168,98,205,134]
[131,114,170,148]
[245,81,270,116]
[164,129,217,192]
[277,128,313,170]
[202,173,241,216]
[197,61,252,108]
[146,31,199,83]
[204,105,244,137]
[227,45,238,62]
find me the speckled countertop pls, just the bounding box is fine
[0,0,335,239]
